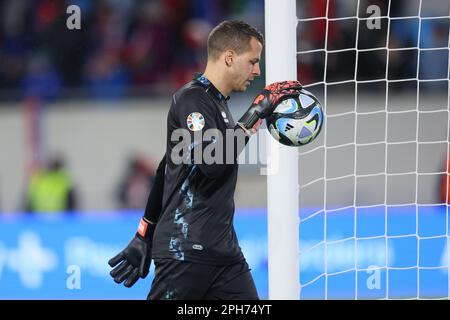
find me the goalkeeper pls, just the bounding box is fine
[108,20,301,300]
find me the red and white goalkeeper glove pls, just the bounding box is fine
[236,80,302,135]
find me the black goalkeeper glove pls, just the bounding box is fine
[237,80,302,135]
[108,217,156,288]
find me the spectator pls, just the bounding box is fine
[117,155,156,210]
[25,155,77,214]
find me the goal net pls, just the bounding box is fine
[266,0,450,299]
[295,0,450,299]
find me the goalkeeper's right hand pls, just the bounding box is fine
[236,80,302,135]
[108,217,155,288]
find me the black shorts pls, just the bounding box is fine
[147,259,259,300]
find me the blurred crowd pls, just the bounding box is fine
[296,0,449,88]
[0,0,448,101]
[0,0,264,101]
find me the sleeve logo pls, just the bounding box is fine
[186,112,205,131]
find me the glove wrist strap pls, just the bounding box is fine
[237,111,260,131]
[137,217,156,241]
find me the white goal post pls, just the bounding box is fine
[265,0,300,300]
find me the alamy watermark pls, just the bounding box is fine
[66,265,81,290]
[66,5,81,30]
[170,128,281,175]
[366,265,382,290]
[366,5,382,30]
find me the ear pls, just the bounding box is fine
[224,49,235,67]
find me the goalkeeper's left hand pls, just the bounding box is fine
[236,80,302,135]
[108,217,155,288]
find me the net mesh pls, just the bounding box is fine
[296,0,450,299]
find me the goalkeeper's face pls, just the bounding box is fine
[231,37,262,92]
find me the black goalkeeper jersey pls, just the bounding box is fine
[151,74,245,265]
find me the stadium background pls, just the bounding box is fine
[0,0,449,299]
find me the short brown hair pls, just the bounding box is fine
[207,20,264,61]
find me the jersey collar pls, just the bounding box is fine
[193,73,230,102]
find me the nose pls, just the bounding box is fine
[253,63,261,77]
